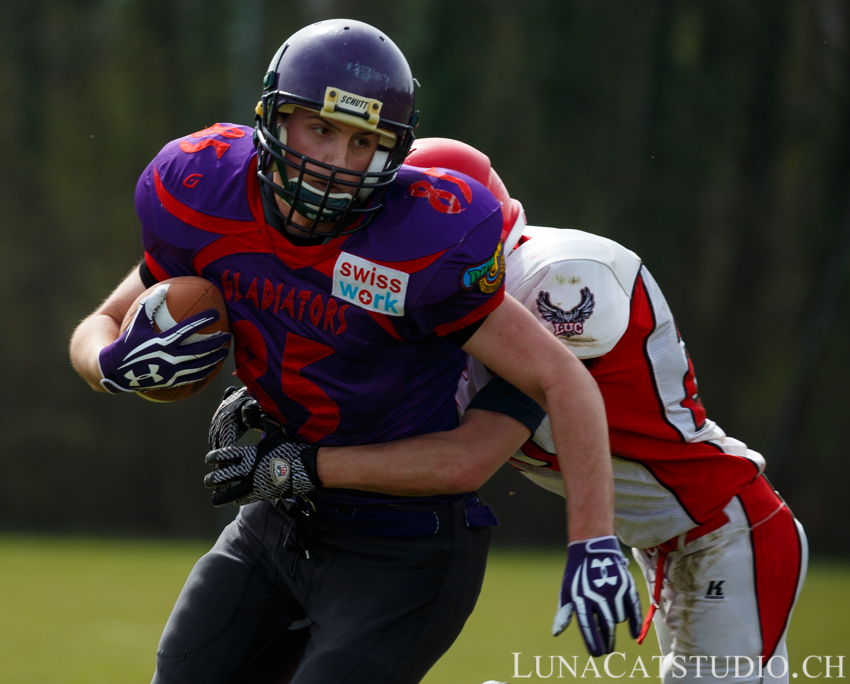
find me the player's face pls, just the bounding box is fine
[272,108,380,235]
[284,108,379,173]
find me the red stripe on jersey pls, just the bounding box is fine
[193,233,275,274]
[367,249,449,274]
[312,254,340,279]
[244,159,356,272]
[144,252,172,281]
[610,436,759,524]
[280,333,340,443]
[366,310,403,341]
[738,477,803,660]
[151,162,278,273]
[591,271,760,523]
[593,274,689,441]
[154,166,257,234]
[681,345,707,430]
[638,275,690,440]
[433,286,505,337]
[262,230,350,272]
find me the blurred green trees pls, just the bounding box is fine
[1,0,847,552]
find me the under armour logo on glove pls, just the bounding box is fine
[553,536,642,657]
[98,286,230,394]
[591,558,618,587]
[124,365,164,387]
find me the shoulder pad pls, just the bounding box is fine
[151,124,257,221]
[506,228,641,358]
[361,165,502,262]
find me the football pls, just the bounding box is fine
[120,276,231,402]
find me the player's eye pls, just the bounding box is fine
[352,136,374,149]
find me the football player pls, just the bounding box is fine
[222,138,808,683]
[69,21,625,684]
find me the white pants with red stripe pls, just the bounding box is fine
[633,477,808,684]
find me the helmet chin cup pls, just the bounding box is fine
[288,177,354,221]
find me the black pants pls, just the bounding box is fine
[151,497,491,684]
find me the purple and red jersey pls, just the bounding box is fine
[136,123,505,461]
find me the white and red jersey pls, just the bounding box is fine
[456,227,766,549]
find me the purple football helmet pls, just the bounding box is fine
[255,19,419,236]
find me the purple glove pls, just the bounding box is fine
[98,285,230,394]
[553,535,642,657]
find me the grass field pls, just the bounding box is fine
[0,536,847,683]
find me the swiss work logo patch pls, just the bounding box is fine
[460,242,505,294]
[536,287,595,337]
[332,252,409,317]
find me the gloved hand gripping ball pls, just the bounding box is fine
[98,277,231,402]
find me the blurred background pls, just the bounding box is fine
[1,0,848,559]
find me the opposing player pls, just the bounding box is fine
[69,21,617,684]
[218,138,808,682]
[461,223,809,684]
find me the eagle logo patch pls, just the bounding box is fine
[536,288,595,338]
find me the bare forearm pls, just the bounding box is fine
[544,373,614,541]
[316,410,529,495]
[464,296,614,542]
[316,433,471,496]
[69,263,147,392]
[69,314,121,391]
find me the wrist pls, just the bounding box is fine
[566,535,622,561]
[567,512,614,544]
[299,446,323,488]
[95,343,123,393]
[567,534,618,548]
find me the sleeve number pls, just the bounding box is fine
[409,169,472,214]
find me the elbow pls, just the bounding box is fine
[410,458,488,495]
[447,458,492,493]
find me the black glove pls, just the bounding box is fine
[204,428,322,507]
[208,386,264,450]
